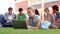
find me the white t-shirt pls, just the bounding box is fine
[8,15,13,20]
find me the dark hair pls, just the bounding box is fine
[52,5,59,11]
[35,9,39,15]
[19,8,23,12]
[8,7,13,11]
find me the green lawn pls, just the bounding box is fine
[0,27,60,34]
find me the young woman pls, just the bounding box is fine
[40,8,52,29]
[27,7,41,29]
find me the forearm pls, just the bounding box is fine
[53,21,58,25]
[28,26,39,29]
[31,27,38,29]
[53,19,60,25]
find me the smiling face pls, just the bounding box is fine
[27,8,35,17]
[8,7,13,15]
[9,10,12,15]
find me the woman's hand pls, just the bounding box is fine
[27,25,32,29]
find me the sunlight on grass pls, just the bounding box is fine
[0,27,60,34]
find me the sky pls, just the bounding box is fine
[0,0,15,15]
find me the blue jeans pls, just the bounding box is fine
[0,14,4,27]
[4,21,13,27]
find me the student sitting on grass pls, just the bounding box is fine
[41,8,58,29]
[4,7,16,27]
[40,8,51,29]
[52,5,60,28]
[44,8,54,23]
[16,8,26,20]
[27,7,41,29]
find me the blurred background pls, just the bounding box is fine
[0,0,60,15]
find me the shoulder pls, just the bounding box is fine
[16,14,20,17]
[5,12,8,14]
[58,12,60,14]
[4,12,8,15]
[35,15,41,18]
[23,13,26,15]
[12,13,16,15]
[23,13,27,17]
[56,12,60,17]
[34,15,41,20]
[12,13,15,14]
[57,12,60,15]
[17,14,19,16]
[49,14,53,17]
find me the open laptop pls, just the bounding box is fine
[12,20,27,29]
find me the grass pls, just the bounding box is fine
[0,27,60,34]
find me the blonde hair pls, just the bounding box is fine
[27,7,35,13]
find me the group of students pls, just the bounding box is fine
[0,5,60,29]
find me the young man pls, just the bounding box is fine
[4,7,16,27]
[16,8,26,20]
[52,5,60,28]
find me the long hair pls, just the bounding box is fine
[35,9,39,15]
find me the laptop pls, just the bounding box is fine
[12,20,27,29]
